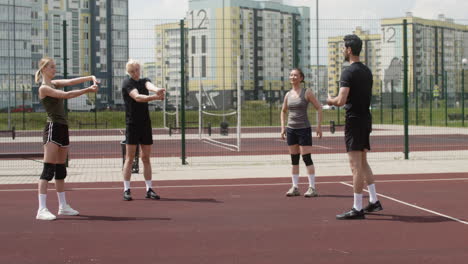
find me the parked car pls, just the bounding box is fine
[11,105,33,112]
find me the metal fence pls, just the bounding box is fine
[1,17,468,176]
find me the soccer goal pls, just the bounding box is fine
[198,57,241,152]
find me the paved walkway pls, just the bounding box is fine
[1,150,467,185]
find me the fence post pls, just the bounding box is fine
[63,20,69,167]
[22,84,25,130]
[180,19,187,165]
[403,19,409,160]
[444,71,448,126]
[63,20,68,115]
[430,75,433,126]
[391,80,394,124]
[269,83,272,126]
[415,78,418,125]
[462,68,465,126]
[380,80,383,124]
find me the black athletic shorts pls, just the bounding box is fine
[286,127,312,146]
[125,123,153,145]
[43,122,70,147]
[344,115,372,152]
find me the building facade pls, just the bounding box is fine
[327,14,468,108]
[381,13,468,106]
[154,22,182,109]
[327,27,381,96]
[0,0,128,111]
[186,0,311,109]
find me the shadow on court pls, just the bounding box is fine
[366,213,465,223]
[57,214,172,222]
[159,197,223,203]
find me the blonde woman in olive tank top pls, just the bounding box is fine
[280,68,323,198]
[34,57,99,221]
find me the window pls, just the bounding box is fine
[191,56,194,77]
[191,36,196,54]
[201,56,206,78]
[201,35,206,53]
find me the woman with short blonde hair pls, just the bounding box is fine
[121,58,166,201]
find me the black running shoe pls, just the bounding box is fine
[336,208,365,220]
[146,188,160,200]
[364,200,383,213]
[123,189,132,201]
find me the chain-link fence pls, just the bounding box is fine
[1,14,468,176]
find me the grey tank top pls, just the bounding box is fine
[287,88,310,129]
[40,84,68,125]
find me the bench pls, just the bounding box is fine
[447,114,468,121]
[78,121,108,129]
[0,152,42,159]
[0,126,15,139]
[169,122,212,136]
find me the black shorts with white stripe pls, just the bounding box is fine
[43,122,70,147]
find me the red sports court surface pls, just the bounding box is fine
[1,173,468,264]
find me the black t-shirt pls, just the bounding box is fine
[122,76,151,125]
[339,62,373,117]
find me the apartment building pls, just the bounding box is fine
[327,14,468,107]
[186,0,310,108]
[0,0,129,110]
[381,13,468,105]
[327,27,381,96]
[154,22,182,108]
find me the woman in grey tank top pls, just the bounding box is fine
[34,57,99,221]
[280,68,323,198]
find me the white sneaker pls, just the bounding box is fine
[36,208,56,221]
[304,187,318,198]
[286,186,301,197]
[58,204,79,216]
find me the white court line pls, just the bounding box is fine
[272,139,332,150]
[1,177,467,192]
[314,145,332,150]
[201,138,238,152]
[340,182,468,225]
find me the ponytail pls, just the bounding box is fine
[34,69,42,83]
[35,57,54,83]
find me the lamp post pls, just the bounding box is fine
[22,84,25,130]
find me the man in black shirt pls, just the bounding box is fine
[121,59,165,201]
[326,34,383,219]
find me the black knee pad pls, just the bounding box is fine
[291,154,300,165]
[302,154,314,166]
[55,163,67,180]
[40,163,56,181]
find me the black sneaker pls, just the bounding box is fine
[336,208,365,220]
[146,188,160,200]
[364,200,383,213]
[123,189,132,201]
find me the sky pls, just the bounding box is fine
[129,0,468,21]
[128,0,468,62]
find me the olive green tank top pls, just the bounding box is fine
[40,85,68,125]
